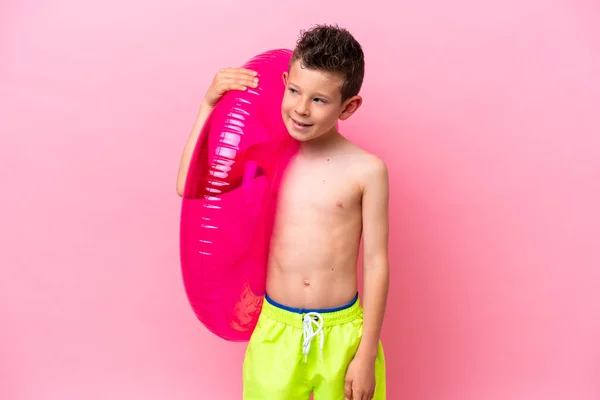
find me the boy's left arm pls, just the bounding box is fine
[344,158,390,400]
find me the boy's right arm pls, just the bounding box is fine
[176,68,259,197]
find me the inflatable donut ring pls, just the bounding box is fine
[180,49,298,342]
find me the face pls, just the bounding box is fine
[281,60,362,142]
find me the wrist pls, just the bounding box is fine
[200,99,215,112]
[355,344,379,362]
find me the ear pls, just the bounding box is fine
[338,95,363,121]
[282,71,288,86]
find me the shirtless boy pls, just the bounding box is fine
[176,24,390,400]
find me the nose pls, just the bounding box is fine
[294,98,310,117]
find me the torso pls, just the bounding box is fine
[266,140,371,309]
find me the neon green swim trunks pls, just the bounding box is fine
[243,293,386,399]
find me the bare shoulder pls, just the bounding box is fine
[342,140,388,191]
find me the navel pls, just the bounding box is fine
[303,279,310,287]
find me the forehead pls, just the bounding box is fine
[287,60,343,96]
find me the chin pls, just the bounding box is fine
[286,130,312,142]
[284,119,316,142]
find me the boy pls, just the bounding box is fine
[176,24,389,400]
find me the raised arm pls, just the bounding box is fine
[176,68,259,197]
[176,100,213,196]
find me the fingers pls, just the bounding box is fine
[219,67,257,77]
[215,77,255,92]
[218,68,258,84]
[215,70,259,91]
[358,391,371,400]
[203,67,259,107]
[347,387,375,400]
[344,379,352,400]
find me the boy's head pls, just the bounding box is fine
[281,24,365,142]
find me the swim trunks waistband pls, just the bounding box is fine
[262,293,361,328]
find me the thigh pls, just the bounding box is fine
[242,314,312,400]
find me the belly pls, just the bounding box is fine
[266,208,362,309]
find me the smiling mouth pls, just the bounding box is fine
[291,117,313,127]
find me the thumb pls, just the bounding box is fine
[344,378,352,400]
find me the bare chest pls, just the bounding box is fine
[276,157,362,219]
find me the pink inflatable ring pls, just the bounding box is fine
[179,49,298,341]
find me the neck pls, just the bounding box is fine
[298,128,344,157]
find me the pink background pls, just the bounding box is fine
[1,0,599,399]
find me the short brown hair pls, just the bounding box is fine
[291,24,365,102]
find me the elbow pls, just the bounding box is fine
[176,182,184,197]
[363,256,390,280]
[363,253,389,270]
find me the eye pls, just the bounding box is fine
[313,98,326,104]
[288,88,298,95]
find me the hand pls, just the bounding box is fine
[344,355,376,400]
[203,68,258,108]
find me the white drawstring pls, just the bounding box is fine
[302,312,324,362]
